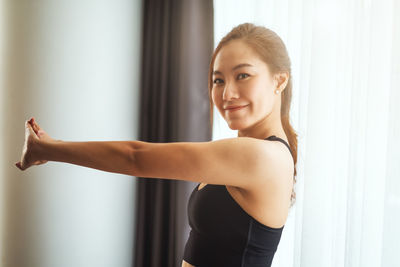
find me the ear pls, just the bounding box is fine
[274,71,289,92]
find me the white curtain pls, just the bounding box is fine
[213,0,400,266]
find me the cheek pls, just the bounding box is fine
[247,82,274,111]
[211,89,221,107]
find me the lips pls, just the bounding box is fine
[225,105,248,111]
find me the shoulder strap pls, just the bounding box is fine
[264,135,292,156]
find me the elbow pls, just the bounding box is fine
[128,141,140,176]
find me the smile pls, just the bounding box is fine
[226,105,248,112]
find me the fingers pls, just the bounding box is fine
[16,117,40,171]
[26,117,41,135]
[31,120,39,134]
[25,120,36,137]
[31,117,40,128]
[31,118,41,134]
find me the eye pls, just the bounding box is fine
[213,78,224,84]
[237,73,250,80]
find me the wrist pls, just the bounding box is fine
[34,138,61,162]
[33,139,47,161]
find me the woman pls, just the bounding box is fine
[16,23,298,267]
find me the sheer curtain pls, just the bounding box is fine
[212,0,400,266]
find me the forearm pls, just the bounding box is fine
[35,139,138,176]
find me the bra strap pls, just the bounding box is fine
[265,135,292,156]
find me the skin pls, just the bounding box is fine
[15,39,293,267]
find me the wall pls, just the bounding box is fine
[1,0,142,266]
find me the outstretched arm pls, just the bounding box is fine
[16,118,293,192]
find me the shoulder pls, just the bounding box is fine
[249,137,294,189]
[203,136,294,191]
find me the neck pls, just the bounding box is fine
[237,114,286,140]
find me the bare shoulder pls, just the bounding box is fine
[261,138,293,192]
[259,138,294,184]
[238,137,294,195]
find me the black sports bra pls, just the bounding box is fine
[183,135,292,267]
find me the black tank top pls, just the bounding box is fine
[183,135,292,267]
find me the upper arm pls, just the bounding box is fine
[132,137,292,190]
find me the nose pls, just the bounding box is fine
[222,82,239,101]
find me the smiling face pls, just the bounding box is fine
[211,40,280,131]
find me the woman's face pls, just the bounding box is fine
[211,40,279,130]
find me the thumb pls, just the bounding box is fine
[15,162,22,170]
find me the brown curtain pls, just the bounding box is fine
[133,0,214,266]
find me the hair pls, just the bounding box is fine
[207,23,298,207]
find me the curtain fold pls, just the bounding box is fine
[134,0,213,266]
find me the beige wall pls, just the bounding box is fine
[1,0,142,266]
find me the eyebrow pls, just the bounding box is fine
[213,63,254,76]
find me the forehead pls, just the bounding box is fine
[213,40,265,72]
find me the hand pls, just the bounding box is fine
[15,117,52,170]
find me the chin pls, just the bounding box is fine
[226,120,248,130]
